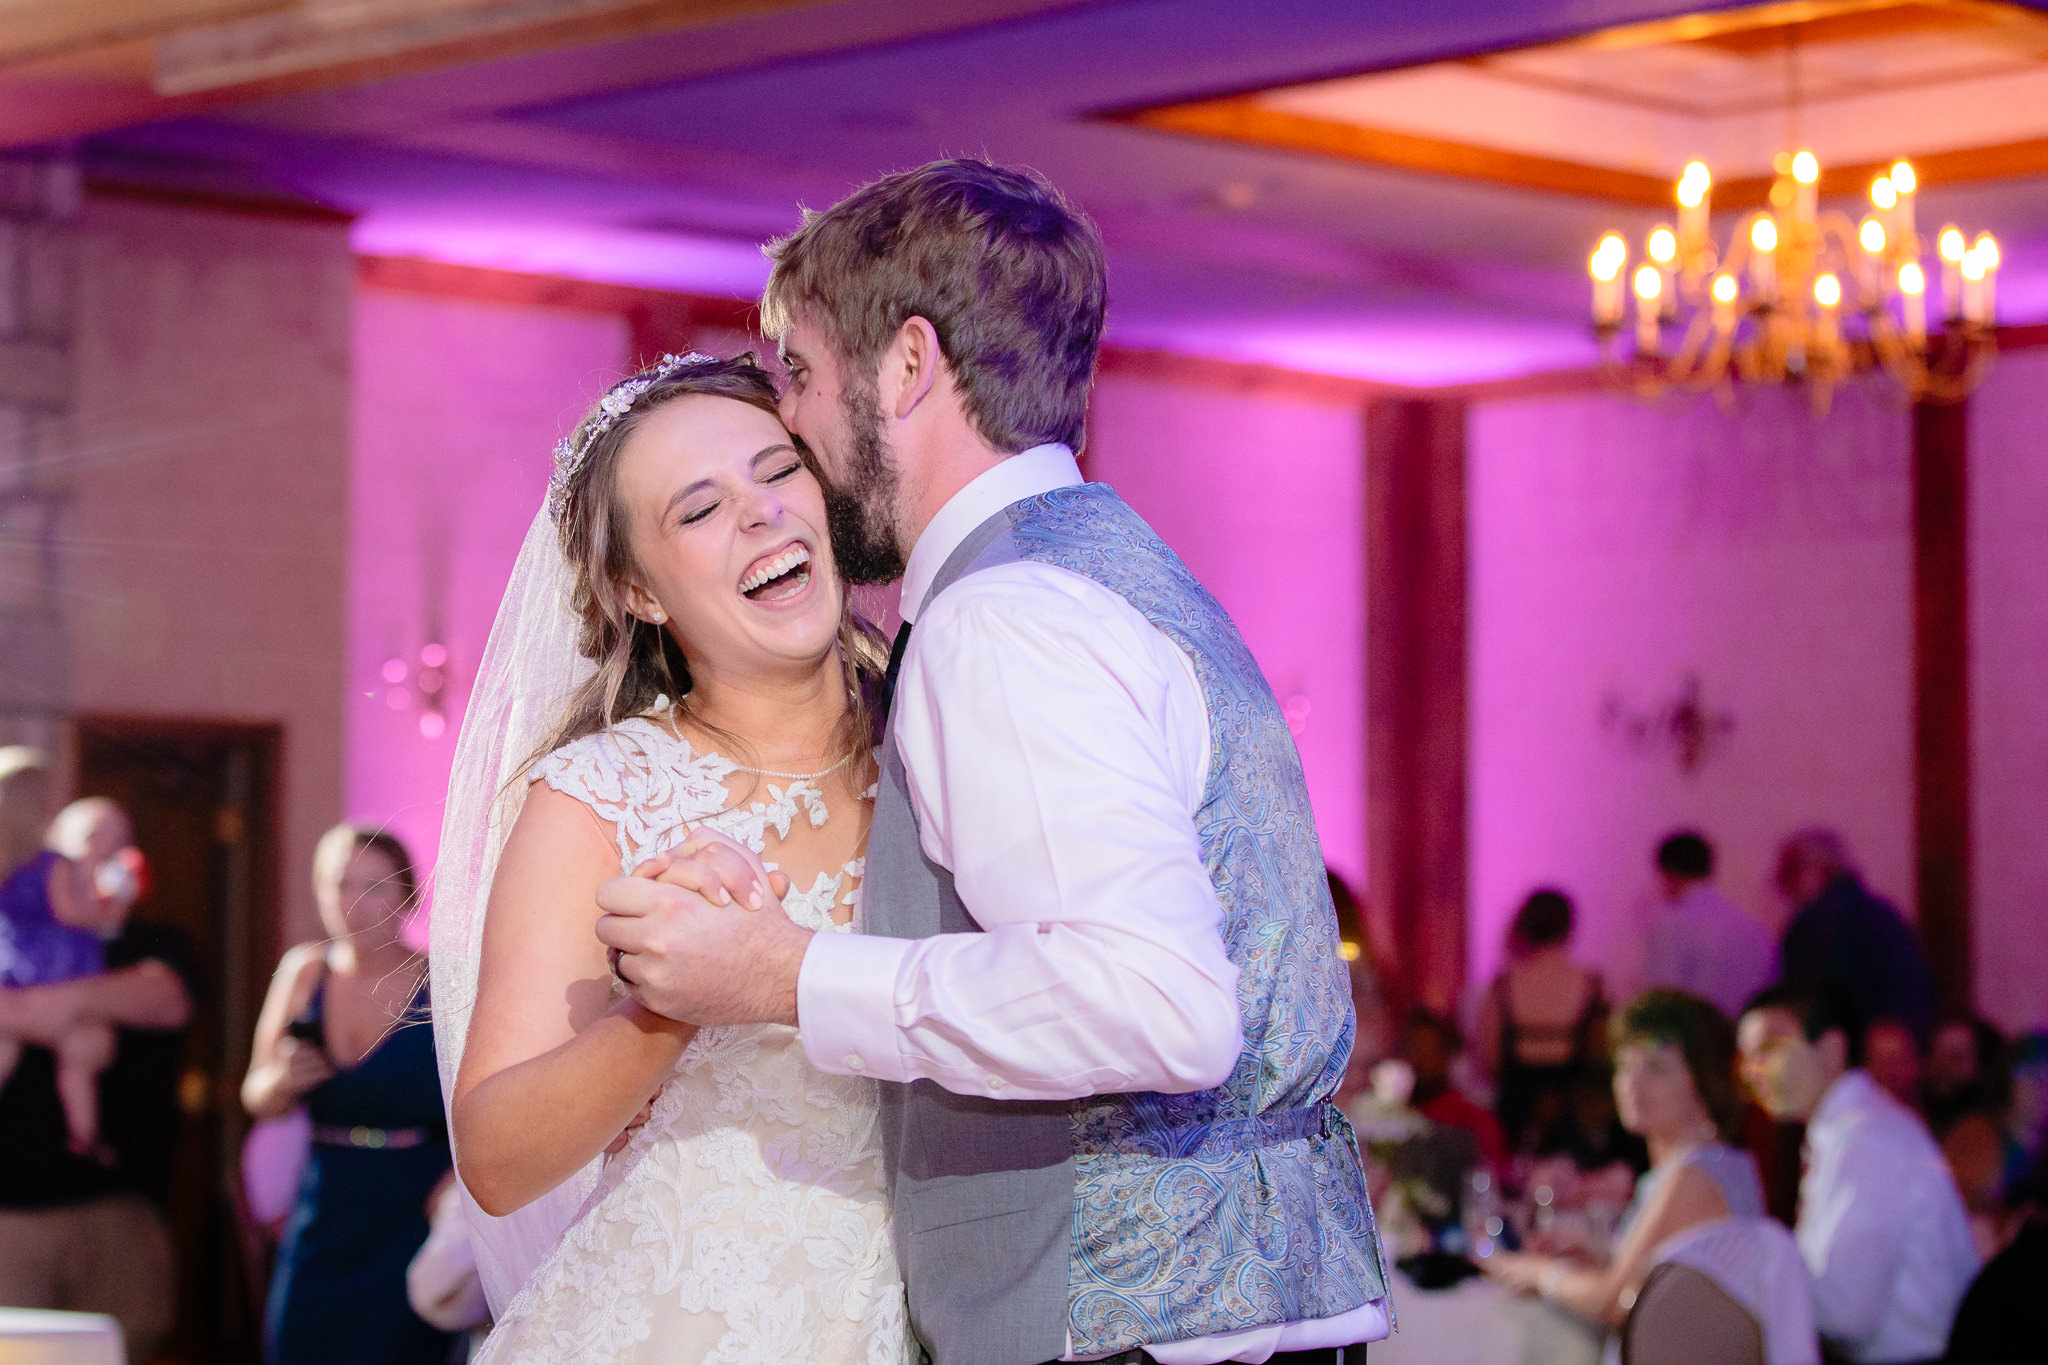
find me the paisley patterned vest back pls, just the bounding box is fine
[863,484,1387,1365]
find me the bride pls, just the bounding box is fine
[430,352,907,1364]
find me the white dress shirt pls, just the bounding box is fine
[1643,882,1775,1019]
[1797,1071,1979,1363]
[797,445,1390,1363]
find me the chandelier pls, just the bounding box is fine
[1588,154,2002,406]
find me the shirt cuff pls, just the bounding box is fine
[795,929,916,1081]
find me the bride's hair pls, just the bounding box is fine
[529,352,887,771]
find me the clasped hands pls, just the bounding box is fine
[593,828,812,1029]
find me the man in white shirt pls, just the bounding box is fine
[1737,986,1978,1364]
[1643,830,1774,1019]
[596,159,1388,1364]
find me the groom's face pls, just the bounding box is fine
[777,317,906,585]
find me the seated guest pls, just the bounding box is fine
[1645,830,1774,1019]
[1403,1009,1507,1172]
[2009,1032,2048,1184]
[1329,870,1391,1092]
[1922,1015,2008,1136]
[1863,1017,1923,1110]
[1921,1015,2019,1255]
[1484,989,1762,1327]
[1479,888,1609,1155]
[1738,986,1977,1365]
[1942,1152,2048,1364]
[1774,829,1934,1042]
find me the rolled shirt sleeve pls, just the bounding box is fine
[797,562,1243,1100]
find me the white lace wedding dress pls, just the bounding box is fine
[473,713,909,1365]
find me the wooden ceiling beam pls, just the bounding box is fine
[1123,96,2048,210]
[0,0,285,67]
[150,0,819,97]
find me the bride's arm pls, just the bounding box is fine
[452,784,695,1217]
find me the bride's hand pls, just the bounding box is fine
[595,831,813,1028]
[630,829,790,909]
[605,1092,659,1155]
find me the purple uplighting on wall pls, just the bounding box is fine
[350,215,774,299]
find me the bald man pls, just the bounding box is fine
[0,796,193,1365]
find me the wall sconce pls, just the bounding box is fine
[1600,672,1734,775]
[376,642,450,739]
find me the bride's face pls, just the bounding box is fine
[613,394,843,683]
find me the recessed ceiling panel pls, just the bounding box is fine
[1123,0,2048,207]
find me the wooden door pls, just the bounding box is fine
[73,717,282,1365]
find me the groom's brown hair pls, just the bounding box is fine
[761,158,1107,452]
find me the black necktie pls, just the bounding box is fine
[879,618,913,721]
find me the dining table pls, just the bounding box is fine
[1369,1267,1606,1365]
[0,1308,125,1365]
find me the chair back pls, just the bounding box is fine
[1622,1261,1766,1365]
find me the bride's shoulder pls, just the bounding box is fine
[527,712,737,820]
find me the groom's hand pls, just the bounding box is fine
[594,837,811,1028]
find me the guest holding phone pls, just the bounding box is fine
[243,825,452,1365]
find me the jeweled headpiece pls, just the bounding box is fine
[547,352,716,522]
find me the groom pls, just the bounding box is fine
[596,158,1389,1365]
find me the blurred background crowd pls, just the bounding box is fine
[1331,825,2046,1365]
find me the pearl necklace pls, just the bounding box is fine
[730,752,854,782]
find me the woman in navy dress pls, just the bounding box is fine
[243,825,454,1365]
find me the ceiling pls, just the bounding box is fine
[10,0,2048,384]
[1136,1,2048,206]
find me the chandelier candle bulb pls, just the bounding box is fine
[1899,262,1927,344]
[1677,161,1712,254]
[1634,264,1663,349]
[1749,216,1779,302]
[1973,234,1999,324]
[1939,225,1966,319]
[1648,226,1679,315]
[1590,234,1628,326]
[1814,273,1842,348]
[1871,176,1898,242]
[1960,249,1988,325]
[1710,272,1739,331]
[1890,161,1917,240]
[1792,151,1820,223]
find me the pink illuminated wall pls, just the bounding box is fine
[69,198,353,943]
[1087,375,1367,885]
[1969,348,2048,1034]
[1467,383,1915,998]
[345,288,627,887]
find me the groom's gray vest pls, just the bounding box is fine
[863,484,1387,1365]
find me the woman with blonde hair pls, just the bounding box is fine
[245,824,451,1365]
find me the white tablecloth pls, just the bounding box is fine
[0,1308,125,1365]
[1370,1270,1604,1365]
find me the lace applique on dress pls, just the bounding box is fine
[478,716,904,1365]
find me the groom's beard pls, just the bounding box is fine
[822,378,908,586]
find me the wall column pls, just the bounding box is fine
[1365,397,1469,1014]
[0,155,78,751]
[1914,398,1971,1014]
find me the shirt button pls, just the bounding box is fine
[987,1075,1005,1091]
[844,1053,865,1071]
